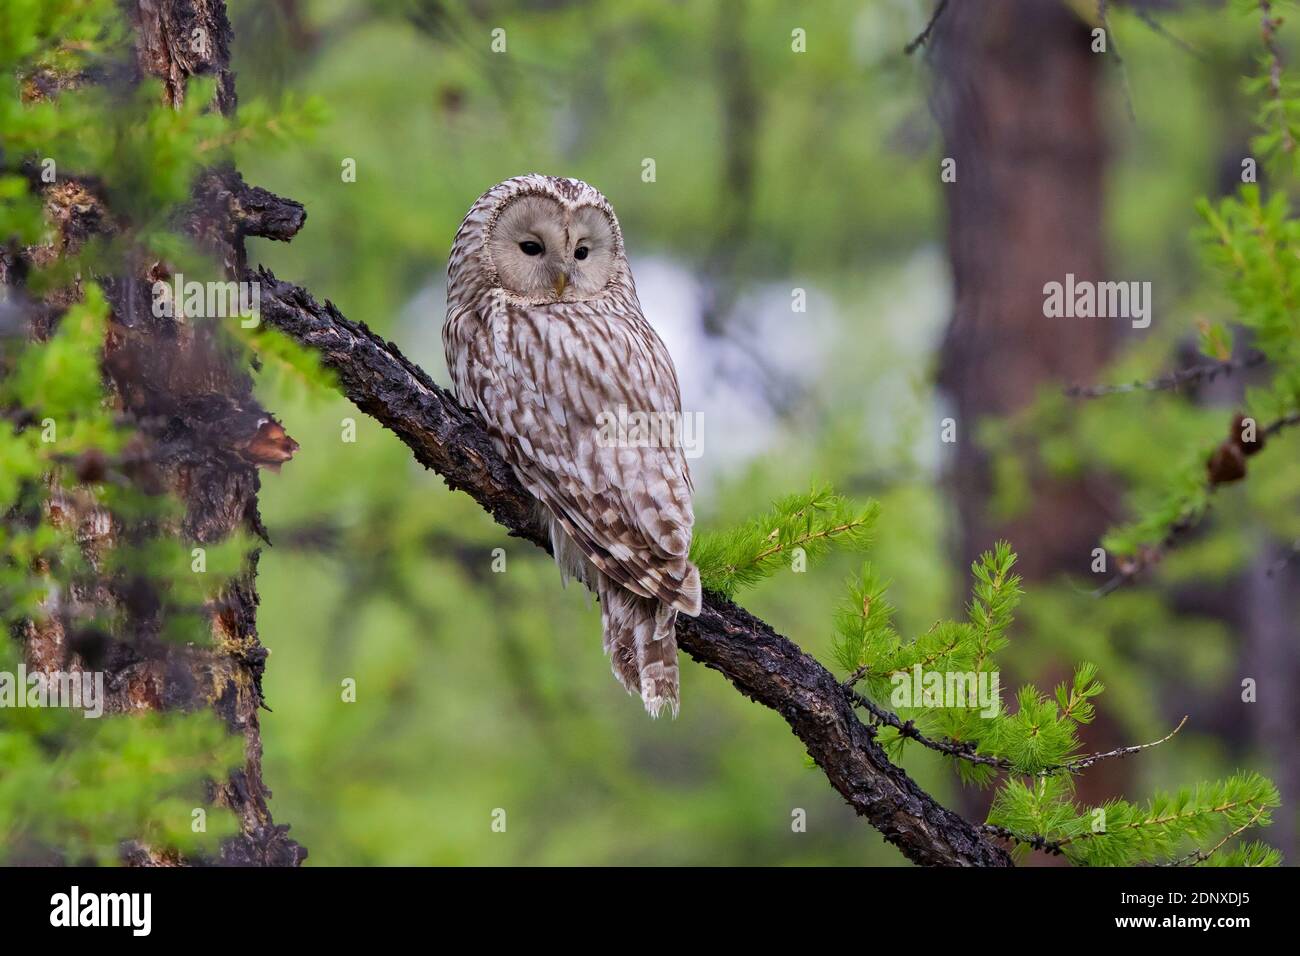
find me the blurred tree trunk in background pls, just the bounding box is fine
[1243,548,1300,856]
[932,0,1115,581]
[929,0,1127,827]
[14,0,304,864]
[930,0,1299,862]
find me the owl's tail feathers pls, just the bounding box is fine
[598,577,681,719]
[638,602,680,719]
[671,563,702,617]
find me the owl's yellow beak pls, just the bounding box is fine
[552,273,568,298]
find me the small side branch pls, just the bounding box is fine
[982,824,1066,857]
[904,0,949,56]
[1260,0,1295,154]
[1133,8,1202,60]
[986,787,1262,865]
[1097,410,1300,595]
[1156,805,1268,867]
[844,685,1011,770]
[845,683,1187,778]
[1065,353,1266,398]
[1056,715,1188,775]
[1098,1,1137,121]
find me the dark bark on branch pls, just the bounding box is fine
[253,269,1013,867]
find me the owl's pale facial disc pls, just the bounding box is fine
[485,194,618,304]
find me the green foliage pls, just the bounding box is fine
[1101,182,1300,556]
[835,544,1017,720]
[0,287,114,620]
[0,0,328,864]
[695,477,1277,864]
[831,563,899,674]
[983,7,1300,566]
[2,287,109,421]
[1203,840,1283,867]
[1154,53,1300,539]
[240,324,339,401]
[221,92,331,152]
[1241,0,1300,178]
[1245,53,1300,175]
[0,0,124,75]
[989,771,1279,867]
[0,0,331,631]
[0,283,244,861]
[1101,456,1212,557]
[1196,185,1300,405]
[820,537,1279,865]
[691,484,877,598]
[221,0,1290,866]
[0,645,245,865]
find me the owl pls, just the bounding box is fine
[443,174,701,717]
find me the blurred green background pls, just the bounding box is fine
[222,0,1297,864]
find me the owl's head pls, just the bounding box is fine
[460,175,627,306]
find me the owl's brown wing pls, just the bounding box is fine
[454,298,700,615]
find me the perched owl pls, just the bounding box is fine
[443,174,701,717]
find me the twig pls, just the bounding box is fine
[844,685,1012,769]
[844,683,1187,778]
[1156,805,1268,867]
[1065,352,1266,398]
[987,798,1266,863]
[1095,410,1300,595]
[904,0,949,56]
[1092,508,1204,597]
[1260,0,1295,154]
[1055,795,1261,849]
[1055,716,1188,775]
[1099,1,1137,122]
[982,823,1067,856]
[1133,8,1202,60]
[1262,408,1300,438]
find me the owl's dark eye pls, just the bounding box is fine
[519,240,544,256]
[574,246,589,261]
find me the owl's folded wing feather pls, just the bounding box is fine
[459,299,700,615]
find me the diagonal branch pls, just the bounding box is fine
[905,0,950,57]
[1096,409,1300,595]
[251,266,1012,867]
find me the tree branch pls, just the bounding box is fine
[846,684,1187,778]
[1260,0,1295,155]
[1096,409,1300,595]
[904,0,950,56]
[1064,352,1266,398]
[251,266,1012,867]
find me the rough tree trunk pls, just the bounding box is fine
[13,0,304,865]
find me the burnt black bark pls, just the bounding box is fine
[7,0,306,865]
